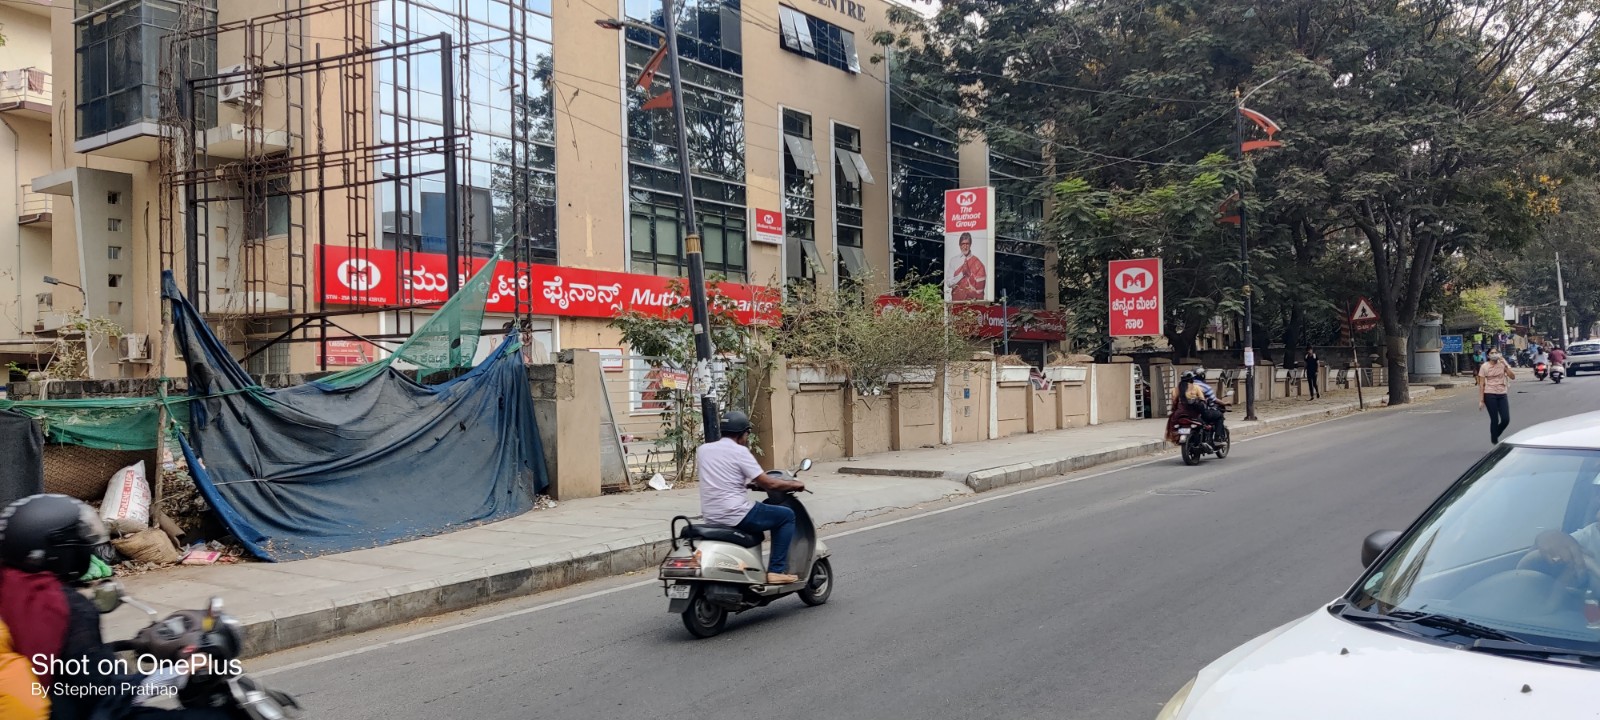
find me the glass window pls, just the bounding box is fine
[778,6,858,74]
[1349,446,1600,658]
[75,0,217,140]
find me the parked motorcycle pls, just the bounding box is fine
[91,581,302,718]
[1175,403,1231,466]
[1551,362,1565,384]
[659,459,832,638]
[1535,361,1549,381]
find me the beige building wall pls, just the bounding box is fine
[0,4,58,342]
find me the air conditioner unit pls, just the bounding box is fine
[218,63,251,105]
[118,333,150,363]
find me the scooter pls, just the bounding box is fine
[659,459,833,638]
[92,581,302,718]
[1550,362,1565,384]
[1535,361,1549,381]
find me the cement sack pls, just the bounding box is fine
[111,528,182,566]
[99,461,151,535]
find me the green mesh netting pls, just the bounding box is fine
[319,251,501,388]
[0,396,190,450]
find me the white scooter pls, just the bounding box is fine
[659,459,833,638]
[1550,362,1565,384]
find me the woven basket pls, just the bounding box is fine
[43,445,159,503]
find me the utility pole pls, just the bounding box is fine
[1233,90,1258,421]
[659,0,720,443]
[1556,251,1570,347]
[597,5,719,443]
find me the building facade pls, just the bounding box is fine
[4,0,1062,381]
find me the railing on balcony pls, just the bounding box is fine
[19,184,53,225]
[0,68,51,109]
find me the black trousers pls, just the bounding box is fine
[1484,393,1510,442]
[1306,368,1320,398]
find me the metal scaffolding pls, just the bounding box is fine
[155,0,554,370]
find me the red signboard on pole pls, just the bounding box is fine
[1108,258,1163,337]
[943,187,996,302]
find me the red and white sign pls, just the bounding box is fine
[317,339,377,367]
[943,187,996,303]
[753,208,784,245]
[1350,297,1380,332]
[1108,258,1163,337]
[316,245,780,325]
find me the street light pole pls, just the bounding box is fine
[1555,251,1570,347]
[1233,91,1258,421]
[656,0,720,442]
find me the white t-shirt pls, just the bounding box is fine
[697,438,763,526]
[1572,523,1600,559]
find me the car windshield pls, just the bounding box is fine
[1570,342,1600,355]
[1349,445,1600,656]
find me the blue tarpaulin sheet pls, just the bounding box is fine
[163,272,546,561]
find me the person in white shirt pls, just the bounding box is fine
[696,410,806,585]
[1521,500,1600,596]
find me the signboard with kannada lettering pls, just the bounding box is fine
[316,245,780,325]
[1107,258,1163,337]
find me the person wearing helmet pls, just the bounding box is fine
[696,410,806,585]
[0,494,240,720]
[1164,371,1208,444]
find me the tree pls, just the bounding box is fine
[1503,175,1600,340]
[881,0,1600,403]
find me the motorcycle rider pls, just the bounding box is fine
[1550,344,1567,368]
[0,493,242,720]
[1164,371,1207,444]
[696,411,806,585]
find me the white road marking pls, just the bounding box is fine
[256,412,1362,676]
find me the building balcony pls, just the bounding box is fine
[19,185,52,228]
[200,123,292,159]
[0,68,52,122]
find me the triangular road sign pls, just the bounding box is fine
[1350,297,1380,330]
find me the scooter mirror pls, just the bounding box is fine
[91,581,125,614]
[798,458,814,473]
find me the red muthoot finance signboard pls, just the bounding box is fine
[1107,258,1163,337]
[316,245,780,325]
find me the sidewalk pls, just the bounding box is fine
[108,381,1467,656]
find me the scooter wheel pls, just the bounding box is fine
[682,592,728,638]
[799,557,833,606]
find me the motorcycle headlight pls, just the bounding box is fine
[1155,676,1197,720]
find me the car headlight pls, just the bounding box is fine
[1155,676,1197,720]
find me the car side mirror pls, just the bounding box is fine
[92,581,125,614]
[1362,530,1402,568]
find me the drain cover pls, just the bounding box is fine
[1151,488,1213,496]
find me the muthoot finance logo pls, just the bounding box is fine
[955,191,978,209]
[337,258,381,292]
[1114,267,1154,294]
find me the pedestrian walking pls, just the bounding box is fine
[1303,349,1321,400]
[1478,349,1516,444]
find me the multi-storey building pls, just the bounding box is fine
[4,0,1063,380]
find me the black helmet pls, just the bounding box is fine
[0,494,109,582]
[720,410,752,436]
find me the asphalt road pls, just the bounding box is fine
[256,374,1599,720]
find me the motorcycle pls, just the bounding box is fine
[1535,361,1548,381]
[659,459,832,638]
[1551,362,1565,384]
[1175,402,1231,466]
[91,581,302,719]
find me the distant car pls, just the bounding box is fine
[1156,411,1600,720]
[1564,341,1600,376]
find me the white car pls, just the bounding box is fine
[1157,411,1600,719]
[1565,341,1600,376]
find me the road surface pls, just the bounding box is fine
[255,376,1594,719]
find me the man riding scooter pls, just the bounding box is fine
[696,411,806,585]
